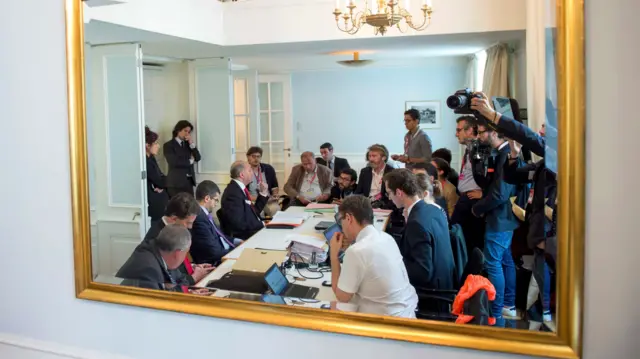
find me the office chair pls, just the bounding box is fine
[415,248,485,322]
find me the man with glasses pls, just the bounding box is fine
[451,116,486,253]
[246,146,279,201]
[391,109,433,169]
[329,195,418,318]
[190,180,243,265]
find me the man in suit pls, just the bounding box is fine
[472,123,520,323]
[316,142,350,179]
[284,151,333,206]
[220,160,270,240]
[328,168,357,204]
[384,169,455,291]
[191,180,242,265]
[355,144,394,208]
[116,224,192,291]
[163,120,202,197]
[142,192,213,285]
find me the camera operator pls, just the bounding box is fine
[469,93,556,259]
[471,92,557,323]
[472,122,520,323]
[450,116,486,253]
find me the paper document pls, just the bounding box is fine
[269,211,312,225]
[304,203,337,213]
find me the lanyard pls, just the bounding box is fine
[253,166,262,184]
[307,170,318,185]
[404,128,421,155]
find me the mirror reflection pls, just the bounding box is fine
[84,0,557,332]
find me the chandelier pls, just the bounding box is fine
[332,0,433,36]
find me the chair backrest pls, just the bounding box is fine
[461,248,485,285]
[216,208,229,237]
[449,224,469,288]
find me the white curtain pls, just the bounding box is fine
[482,43,510,101]
[465,55,478,90]
[526,0,547,132]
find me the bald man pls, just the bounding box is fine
[220,160,270,240]
[284,151,333,206]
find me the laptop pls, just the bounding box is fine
[264,263,319,299]
[233,248,288,273]
[206,249,288,293]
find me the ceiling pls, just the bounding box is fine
[85,20,525,70]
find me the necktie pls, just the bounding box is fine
[330,160,334,170]
[207,214,235,248]
[183,256,194,275]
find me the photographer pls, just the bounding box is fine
[472,122,519,324]
[470,92,557,324]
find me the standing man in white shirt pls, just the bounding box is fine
[329,195,418,318]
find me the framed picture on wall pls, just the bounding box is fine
[405,100,441,129]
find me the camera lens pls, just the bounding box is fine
[446,95,467,109]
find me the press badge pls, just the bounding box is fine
[527,189,534,205]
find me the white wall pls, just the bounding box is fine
[291,57,467,171]
[1,1,639,359]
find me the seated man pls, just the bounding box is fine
[191,180,242,265]
[329,195,418,318]
[316,142,350,179]
[117,224,192,291]
[284,151,332,206]
[220,160,270,240]
[355,144,394,208]
[143,192,212,285]
[384,169,455,290]
[246,146,279,200]
[328,168,358,204]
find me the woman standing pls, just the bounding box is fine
[145,126,169,223]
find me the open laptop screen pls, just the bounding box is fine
[264,264,288,295]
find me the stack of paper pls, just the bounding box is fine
[304,203,337,213]
[267,211,312,226]
[288,234,329,264]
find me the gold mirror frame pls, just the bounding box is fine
[66,0,584,357]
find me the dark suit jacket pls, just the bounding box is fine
[220,180,268,240]
[116,240,180,291]
[472,144,519,233]
[146,155,169,220]
[258,163,279,191]
[316,156,350,178]
[143,220,195,285]
[163,139,201,189]
[355,164,394,208]
[401,200,456,290]
[190,208,230,265]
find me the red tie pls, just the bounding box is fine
[183,256,194,275]
[244,187,251,199]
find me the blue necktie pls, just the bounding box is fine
[207,214,235,248]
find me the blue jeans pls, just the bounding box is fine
[484,231,516,320]
[543,261,551,312]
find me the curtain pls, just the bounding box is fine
[526,0,547,132]
[465,55,478,90]
[482,44,509,101]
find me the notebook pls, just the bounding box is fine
[232,248,288,273]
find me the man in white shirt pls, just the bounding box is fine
[329,195,418,318]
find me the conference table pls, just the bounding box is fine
[195,206,391,309]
